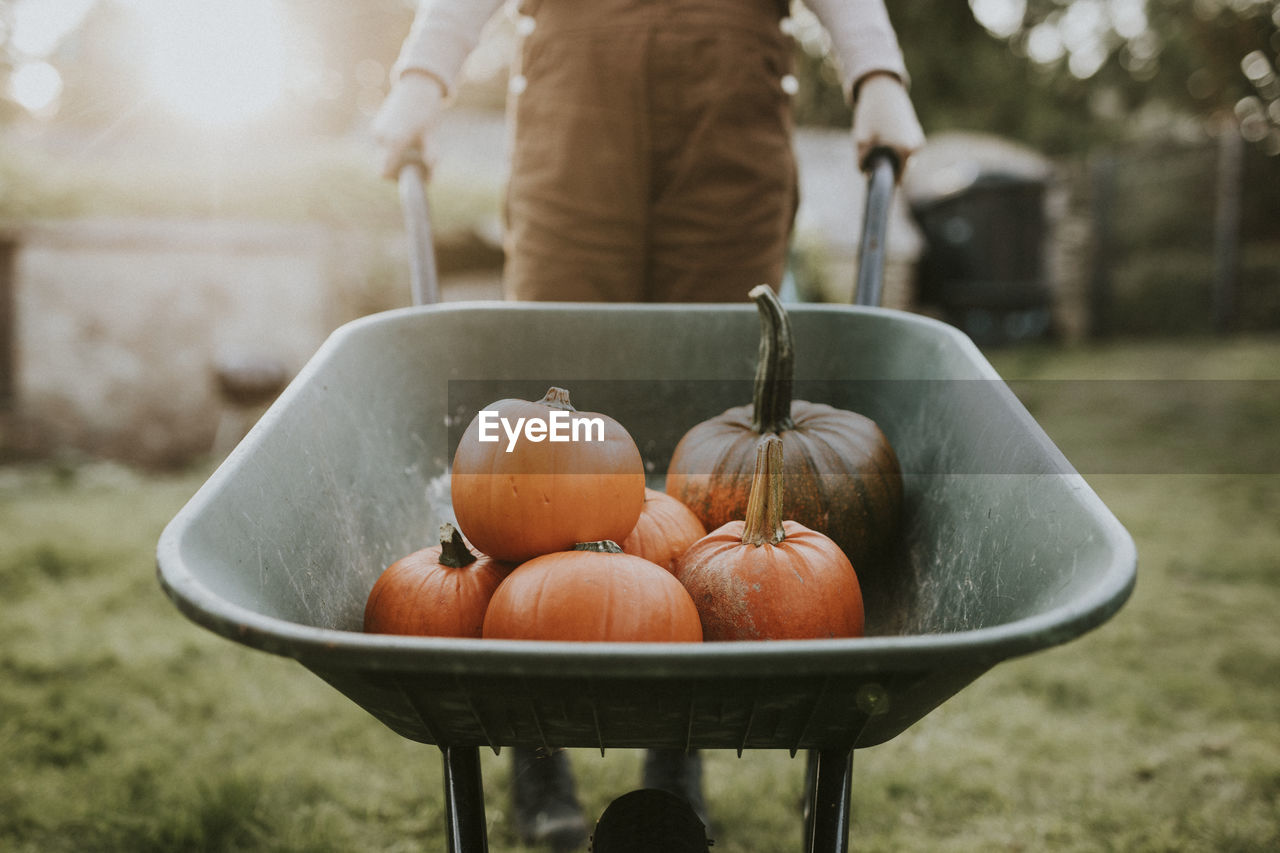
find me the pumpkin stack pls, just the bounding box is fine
[364,286,901,645]
[365,386,703,643]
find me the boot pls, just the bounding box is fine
[641,749,711,831]
[511,747,588,851]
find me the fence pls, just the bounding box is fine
[1080,131,1280,338]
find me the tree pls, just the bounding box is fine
[795,1,1280,157]
[956,0,1279,154]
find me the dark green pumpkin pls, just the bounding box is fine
[665,285,903,575]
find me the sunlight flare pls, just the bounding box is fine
[9,61,64,114]
[126,0,293,127]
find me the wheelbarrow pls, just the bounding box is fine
[156,151,1136,851]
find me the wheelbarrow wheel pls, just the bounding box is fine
[591,788,712,852]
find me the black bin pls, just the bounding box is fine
[910,172,1052,345]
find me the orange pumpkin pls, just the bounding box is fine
[364,523,513,638]
[482,541,703,643]
[450,387,646,563]
[665,285,902,575]
[620,488,707,574]
[675,436,864,641]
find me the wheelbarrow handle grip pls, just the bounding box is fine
[860,145,901,180]
[397,147,440,307]
[853,147,899,308]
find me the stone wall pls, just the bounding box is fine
[1,219,359,466]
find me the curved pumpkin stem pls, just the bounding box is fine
[540,387,577,411]
[741,435,786,547]
[438,522,478,568]
[748,285,795,435]
[572,540,624,554]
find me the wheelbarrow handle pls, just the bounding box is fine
[397,147,440,307]
[853,146,900,308]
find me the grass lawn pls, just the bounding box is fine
[2,334,1277,852]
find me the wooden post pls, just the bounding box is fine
[1212,121,1244,334]
[0,237,15,407]
[1087,153,1117,339]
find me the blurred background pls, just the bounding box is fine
[1,5,1278,852]
[1,0,1278,467]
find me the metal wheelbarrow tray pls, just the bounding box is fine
[158,302,1135,758]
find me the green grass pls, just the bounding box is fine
[2,336,1278,852]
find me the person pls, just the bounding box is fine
[375,0,924,304]
[374,0,923,847]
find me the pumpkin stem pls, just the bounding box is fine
[748,285,795,434]
[540,387,577,412]
[741,435,787,547]
[572,540,624,554]
[438,522,478,568]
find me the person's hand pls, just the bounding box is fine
[852,73,925,176]
[372,71,447,179]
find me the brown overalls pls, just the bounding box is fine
[504,0,799,302]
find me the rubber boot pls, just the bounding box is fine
[640,749,710,831]
[511,747,588,851]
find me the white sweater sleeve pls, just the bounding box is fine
[391,0,508,93]
[801,0,909,99]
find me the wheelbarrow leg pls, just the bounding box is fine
[442,746,488,853]
[803,748,853,853]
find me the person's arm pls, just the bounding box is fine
[802,0,924,171]
[391,0,507,96]
[803,0,908,96]
[373,0,506,178]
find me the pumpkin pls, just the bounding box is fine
[664,285,902,575]
[620,488,707,574]
[364,523,512,638]
[675,435,864,641]
[451,387,646,563]
[482,541,703,643]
